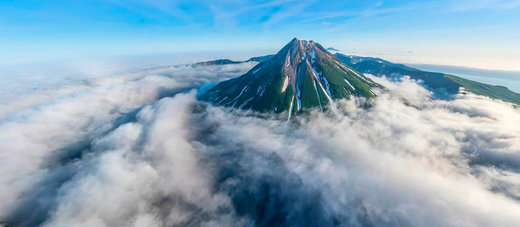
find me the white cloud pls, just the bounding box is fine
[185,76,520,226]
[2,62,520,226]
[0,62,254,225]
[43,94,245,226]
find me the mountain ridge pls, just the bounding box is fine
[191,54,274,67]
[334,53,520,105]
[194,50,520,106]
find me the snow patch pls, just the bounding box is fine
[295,88,301,112]
[239,97,254,109]
[287,95,295,120]
[310,65,333,102]
[312,79,323,111]
[311,48,316,64]
[237,86,248,98]
[281,76,289,93]
[257,85,266,97]
[311,65,321,78]
[345,66,369,82]
[309,64,339,115]
[217,96,228,104]
[334,59,371,83]
[318,69,333,98]
[252,66,261,74]
[229,85,248,105]
[344,79,355,91]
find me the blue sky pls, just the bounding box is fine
[1,0,520,70]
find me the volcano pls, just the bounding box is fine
[199,38,380,116]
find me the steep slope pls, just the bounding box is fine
[336,53,520,105]
[199,38,380,115]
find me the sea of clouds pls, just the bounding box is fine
[1,60,520,227]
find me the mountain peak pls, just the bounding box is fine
[275,39,340,99]
[199,39,381,117]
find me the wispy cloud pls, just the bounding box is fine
[208,0,297,28]
[451,0,520,11]
[260,0,317,28]
[299,1,437,23]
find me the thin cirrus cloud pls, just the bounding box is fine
[0,0,519,69]
[450,0,520,11]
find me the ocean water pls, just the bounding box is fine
[411,64,520,93]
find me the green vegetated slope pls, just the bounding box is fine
[336,53,520,105]
[444,74,520,104]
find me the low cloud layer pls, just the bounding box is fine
[1,63,520,226]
